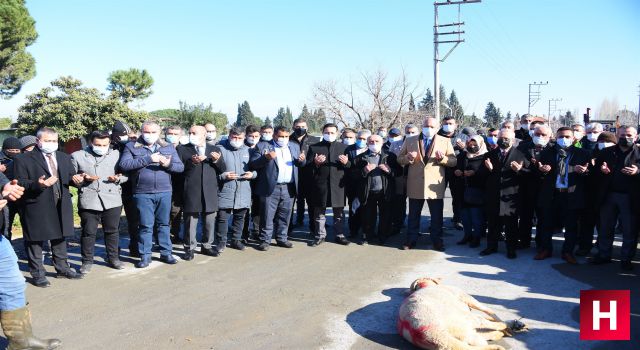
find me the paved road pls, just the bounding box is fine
[4,198,638,350]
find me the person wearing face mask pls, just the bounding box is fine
[485,128,499,150]
[376,127,388,141]
[397,116,457,251]
[388,124,418,236]
[164,126,182,148]
[344,129,371,240]
[306,123,352,246]
[19,135,38,153]
[515,122,553,250]
[592,126,640,271]
[260,125,274,142]
[119,121,185,268]
[13,127,83,286]
[214,127,257,254]
[437,116,465,230]
[164,126,185,245]
[383,128,401,153]
[242,125,262,244]
[571,124,585,148]
[481,128,529,259]
[534,127,590,264]
[0,137,22,239]
[454,136,489,248]
[341,128,356,146]
[515,114,534,142]
[175,126,226,260]
[353,134,398,245]
[71,131,128,273]
[249,126,305,251]
[204,123,218,145]
[581,122,603,152]
[289,118,320,231]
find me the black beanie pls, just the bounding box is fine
[112,120,132,137]
[2,137,22,150]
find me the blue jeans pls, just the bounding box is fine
[259,183,295,243]
[406,198,444,245]
[0,236,26,311]
[134,192,173,258]
[461,206,485,239]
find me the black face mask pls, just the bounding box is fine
[497,138,511,149]
[295,128,307,136]
[467,145,480,154]
[618,137,635,147]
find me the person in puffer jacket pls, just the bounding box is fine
[214,127,257,254]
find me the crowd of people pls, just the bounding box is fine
[0,114,638,289]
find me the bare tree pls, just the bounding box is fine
[312,69,420,130]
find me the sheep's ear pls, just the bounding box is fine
[435,278,442,284]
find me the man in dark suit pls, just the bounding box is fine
[13,127,83,287]
[480,128,529,259]
[175,126,226,260]
[353,134,397,245]
[306,123,351,246]
[289,118,320,232]
[514,114,534,142]
[534,127,590,263]
[249,126,305,250]
[344,129,370,239]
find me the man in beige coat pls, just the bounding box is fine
[397,116,457,251]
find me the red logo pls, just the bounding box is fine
[580,290,630,340]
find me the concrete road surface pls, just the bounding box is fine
[4,198,638,350]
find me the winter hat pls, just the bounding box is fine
[19,135,38,150]
[112,120,132,137]
[2,137,22,150]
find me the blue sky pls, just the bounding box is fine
[1,0,639,124]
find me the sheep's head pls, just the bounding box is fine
[410,277,442,291]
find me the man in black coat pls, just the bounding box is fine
[306,123,351,246]
[344,129,370,239]
[353,134,397,245]
[13,127,82,287]
[534,127,590,263]
[514,114,534,143]
[480,128,529,259]
[175,126,226,260]
[289,118,320,233]
[592,126,640,271]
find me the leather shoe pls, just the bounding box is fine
[33,276,50,288]
[183,250,195,261]
[479,248,497,256]
[534,250,551,260]
[79,262,92,274]
[309,238,325,247]
[335,236,350,246]
[136,257,151,268]
[56,269,83,279]
[433,243,445,252]
[160,255,178,265]
[107,259,125,270]
[229,240,246,251]
[590,255,611,265]
[574,248,591,257]
[201,247,218,256]
[257,242,270,251]
[507,249,517,259]
[561,253,577,264]
[276,241,293,248]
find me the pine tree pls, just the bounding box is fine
[439,85,447,116]
[419,88,435,114]
[283,106,293,128]
[447,89,464,121]
[264,116,272,127]
[408,94,416,111]
[273,107,286,128]
[505,111,512,123]
[484,102,503,128]
[312,108,327,132]
[235,100,256,127]
[299,104,313,130]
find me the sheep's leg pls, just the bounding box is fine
[437,332,506,350]
[477,330,506,341]
[459,294,502,321]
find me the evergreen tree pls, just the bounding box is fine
[408,94,416,111]
[439,85,447,116]
[560,111,575,126]
[0,0,38,98]
[264,116,272,127]
[273,107,286,128]
[419,88,435,114]
[505,111,512,123]
[447,89,464,121]
[235,100,256,127]
[312,108,327,132]
[107,68,154,104]
[484,102,503,128]
[283,106,294,128]
[299,104,313,130]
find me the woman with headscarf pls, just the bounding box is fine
[454,135,489,248]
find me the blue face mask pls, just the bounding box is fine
[556,137,573,148]
[355,140,367,149]
[166,135,178,144]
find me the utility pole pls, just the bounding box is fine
[433,0,480,120]
[528,81,548,115]
[548,98,562,123]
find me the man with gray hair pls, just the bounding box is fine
[582,122,603,152]
[14,127,83,287]
[119,121,185,268]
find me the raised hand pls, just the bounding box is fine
[454,169,463,177]
[463,170,475,177]
[210,151,221,162]
[434,150,445,161]
[241,171,253,179]
[600,161,610,175]
[192,154,206,164]
[510,161,523,172]
[538,162,551,174]
[72,174,85,185]
[107,174,122,183]
[0,199,6,210]
[484,158,493,171]
[84,174,99,182]
[407,151,418,162]
[223,172,239,180]
[38,175,58,189]
[455,140,465,149]
[378,164,390,173]
[0,164,6,173]
[314,153,326,166]
[621,164,638,176]
[265,150,277,160]
[159,155,171,168]
[2,180,24,201]
[298,153,306,162]
[150,152,162,163]
[338,154,348,165]
[574,162,589,174]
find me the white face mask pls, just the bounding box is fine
[422,127,435,139]
[276,138,288,147]
[261,133,273,141]
[521,123,529,130]
[142,132,159,145]
[573,132,584,140]
[206,132,217,141]
[229,139,243,149]
[528,129,535,138]
[442,124,455,133]
[343,138,355,146]
[532,136,549,147]
[92,145,108,156]
[189,135,202,145]
[119,135,129,142]
[368,144,381,153]
[587,132,600,142]
[390,136,402,143]
[598,142,614,150]
[165,134,179,144]
[377,131,387,138]
[39,141,58,154]
[323,133,337,142]
[246,136,258,145]
[179,135,190,145]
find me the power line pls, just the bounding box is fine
[528,81,548,115]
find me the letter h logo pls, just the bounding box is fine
[580,290,630,340]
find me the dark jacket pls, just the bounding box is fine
[217,139,256,209]
[484,146,529,216]
[344,144,366,198]
[13,150,76,241]
[455,152,489,190]
[515,127,532,143]
[290,133,320,196]
[353,149,397,204]
[536,145,591,210]
[175,143,226,213]
[0,151,16,180]
[249,140,302,197]
[594,144,640,212]
[305,140,351,208]
[119,139,184,194]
